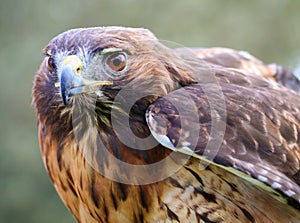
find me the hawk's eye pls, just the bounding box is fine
[47,57,57,73]
[105,52,127,73]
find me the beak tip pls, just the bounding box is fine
[62,95,69,106]
[61,88,70,106]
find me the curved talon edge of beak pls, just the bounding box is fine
[54,81,113,88]
[87,81,114,86]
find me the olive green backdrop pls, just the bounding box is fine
[1,0,299,222]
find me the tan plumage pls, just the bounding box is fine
[33,27,300,222]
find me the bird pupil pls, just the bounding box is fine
[113,57,121,67]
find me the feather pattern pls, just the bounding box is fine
[33,27,300,222]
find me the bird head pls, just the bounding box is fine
[32,27,196,130]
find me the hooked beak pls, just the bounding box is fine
[56,55,112,105]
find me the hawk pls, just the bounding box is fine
[32,27,300,223]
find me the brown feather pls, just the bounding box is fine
[33,27,300,222]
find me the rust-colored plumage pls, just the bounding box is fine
[32,27,300,222]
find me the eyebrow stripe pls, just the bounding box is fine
[101,48,123,55]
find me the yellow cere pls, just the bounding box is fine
[54,55,114,88]
[61,55,83,76]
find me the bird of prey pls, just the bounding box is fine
[32,27,300,223]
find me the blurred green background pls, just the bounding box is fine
[1,0,300,222]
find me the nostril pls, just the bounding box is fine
[76,66,82,74]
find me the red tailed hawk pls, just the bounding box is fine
[32,27,300,223]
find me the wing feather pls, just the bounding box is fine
[176,47,300,93]
[146,71,300,203]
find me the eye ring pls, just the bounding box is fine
[46,57,57,73]
[104,52,127,74]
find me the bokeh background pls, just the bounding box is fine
[1,0,300,222]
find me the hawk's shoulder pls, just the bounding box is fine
[146,72,300,204]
